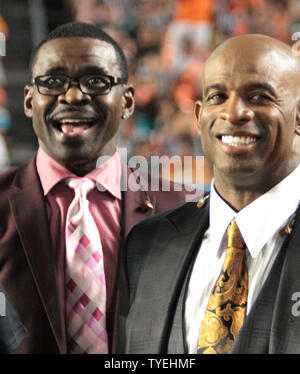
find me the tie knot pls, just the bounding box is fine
[65,177,95,197]
[227,219,245,249]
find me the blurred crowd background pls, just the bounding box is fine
[0,0,300,190]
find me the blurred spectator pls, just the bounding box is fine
[162,0,215,74]
[0,107,11,171]
[0,86,11,171]
[0,6,10,171]
[290,0,300,33]
[0,6,8,86]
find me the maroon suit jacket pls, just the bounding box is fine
[0,157,195,353]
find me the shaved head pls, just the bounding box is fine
[209,33,295,58]
[196,33,300,208]
[203,34,300,94]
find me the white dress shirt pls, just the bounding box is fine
[185,164,300,353]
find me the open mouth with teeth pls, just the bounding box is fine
[219,135,258,146]
[53,118,97,135]
[215,134,261,154]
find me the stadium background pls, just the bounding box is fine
[0,0,298,190]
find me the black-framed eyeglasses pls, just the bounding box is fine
[33,74,127,96]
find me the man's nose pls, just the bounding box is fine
[219,94,254,124]
[58,84,91,105]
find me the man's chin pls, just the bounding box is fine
[64,157,99,175]
[45,148,98,174]
[215,162,263,179]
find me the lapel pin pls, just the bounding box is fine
[279,223,293,236]
[143,199,153,210]
[279,213,297,236]
[197,195,209,208]
[138,198,154,212]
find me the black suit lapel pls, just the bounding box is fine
[113,164,157,352]
[269,209,300,353]
[230,233,288,353]
[127,201,209,353]
[231,207,300,354]
[8,160,66,353]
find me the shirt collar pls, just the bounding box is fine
[209,183,236,255]
[209,163,300,258]
[36,146,122,200]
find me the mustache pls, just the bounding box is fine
[48,105,101,120]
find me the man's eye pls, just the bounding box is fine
[207,93,226,103]
[43,77,65,87]
[249,93,271,103]
[86,76,109,87]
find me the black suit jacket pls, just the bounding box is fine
[119,200,300,353]
[0,157,192,353]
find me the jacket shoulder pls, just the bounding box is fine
[123,200,208,305]
[0,166,18,192]
[125,201,202,260]
[142,171,202,211]
[0,160,37,198]
[128,200,206,238]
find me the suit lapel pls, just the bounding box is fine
[230,233,287,353]
[8,160,66,353]
[269,209,300,353]
[128,201,209,353]
[113,164,157,352]
[231,207,300,353]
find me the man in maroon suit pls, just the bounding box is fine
[0,22,193,353]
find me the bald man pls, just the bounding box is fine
[117,34,300,354]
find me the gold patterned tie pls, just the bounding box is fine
[197,219,248,354]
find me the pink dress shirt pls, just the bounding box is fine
[36,147,122,348]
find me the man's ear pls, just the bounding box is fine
[194,100,202,136]
[296,101,300,135]
[24,85,33,118]
[121,84,135,120]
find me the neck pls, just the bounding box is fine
[63,160,98,177]
[65,146,116,176]
[213,182,264,211]
[40,138,117,177]
[213,160,300,211]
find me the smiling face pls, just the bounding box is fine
[195,35,300,193]
[24,37,134,175]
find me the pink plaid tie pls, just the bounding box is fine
[65,177,108,354]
